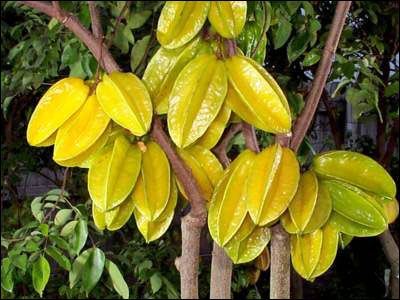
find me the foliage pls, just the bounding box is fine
[1,1,399,299]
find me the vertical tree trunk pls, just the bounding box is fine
[210,243,233,299]
[379,230,399,299]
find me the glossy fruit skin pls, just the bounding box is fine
[134,177,178,243]
[27,78,89,146]
[291,222,339,281]
[143,37,211,114]
[312,150,396,199]
[176,145,223,206]
[157,1,210,49]
[225,55,291,133]
[96,72,152,137]
[168,54,227,148]
[208,1,247,39]
[247,144,300,226]
[131,141,171,222]
[88,135,142,212]
[322,180,388,237]
[53,93,110,165]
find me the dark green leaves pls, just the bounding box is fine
[131,35,151,73]
[303,48,321,67]
[32,255,50,298]
[287,31,311,63]
[1,258,14,293]
[71,220,88,256]
[150,272,163,294]
[70,249,91,289]
[45,246,71,271]
[106,259,129,299]
[81,248,105,296]
[273,19,292,49]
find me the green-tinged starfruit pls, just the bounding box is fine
[168,53,227,148]
[88,135,142,212]
[208,1,247,39]
[247,144,300,226]
[282,173,332,234]
[131,141,171,221]
[134,177,178,243]
[27,78,89,146]
[143,37,211,114]
[157,1,210,49]
[323,180,388,237]
[312,151,396,199]
[224,55,291,133]
[176,145,223,206]
[208,150,256,247]
[96,72,152,136]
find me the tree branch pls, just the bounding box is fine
[88,1,103,39]
[20,1,121,73]
[379,230,399,299]
[242,122,260,153]
[212,123,242,168]
[290,1,352,152]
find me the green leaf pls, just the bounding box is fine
[162,276,180,299]
[31,197,44,222]
[287,31,311,63]
[131,35,151,72]
[25,240,40,252]
[106,260,129,299]
[114,25,130,54]
[346,87,373,119]
[71,220,88,256]
[11,254,27,271]
[60,220,78,237]
[128,10,152,29]
[1,258,14,293]
[150,273,163,294]
[384,81,399,97]
[54,209,73,227]
[332,79,352,98]
[285,1,301,15]
[69,60,86,79]
[78,4,91,28]
[69,249,91,289]
[39,224,48,237]
[61,44,78,66]
[273,19,292,49]
[45,246,71,271]
[302,1,315,16]
[32,255,50,298]
[49,235,70,252]
[309,20,321,33]
[82,248,105,296]
[303,48,321,67]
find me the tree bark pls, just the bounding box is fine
[210,243,233,299]
[291,1,352,152]
[379,230,399,299]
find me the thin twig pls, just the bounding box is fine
[41,168,69,224]
[251,1,271,58]
[212,123,242,168]
[107,1,131,50]
[88,1,103,39]
[290,1,352,152]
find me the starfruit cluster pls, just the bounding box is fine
[280,151,398,281]
[208,144,300,264]
[26,74,177,243]
[143,1,292,150]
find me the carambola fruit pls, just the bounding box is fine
[323,180,388,237]
[96,72,152,136]
[291,222,339,280]
[157,1,210,49]
[247,144,300,226]
[168,53,227,148]
[224,55,291,133]
[312,151,396,199]
[208,1,247,39]
[27,78,89,146]
[131,141,171,221]
[208,150,256,247]
[88,135,142,212]
[53,93,110,166]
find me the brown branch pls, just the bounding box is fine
[379,230,399,299]
[20,1,121,73]
[107,1,130,50]
[242,122,260,153]
[212,123,242,168]
[290,1,352,152]
[88,1,103,39]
